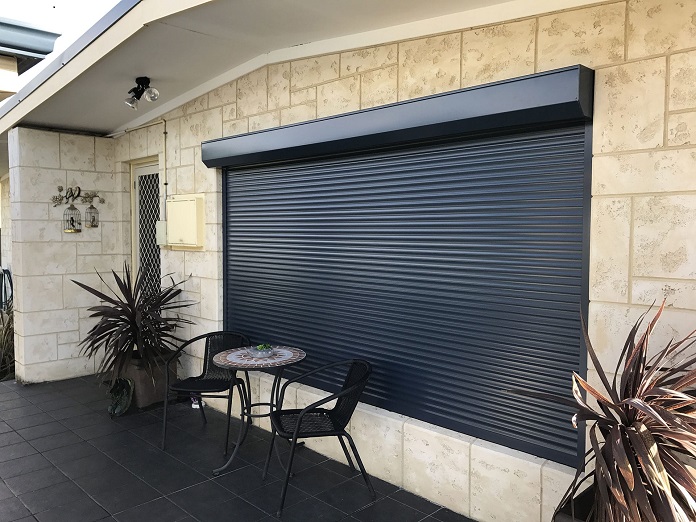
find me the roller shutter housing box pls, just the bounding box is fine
[165,194,204,248]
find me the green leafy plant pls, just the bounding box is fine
[73,263,193,382]
[530,303,696,522]
[256,343,273,351]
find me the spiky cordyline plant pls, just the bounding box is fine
[538,303,696,522]
[73,263,193,382]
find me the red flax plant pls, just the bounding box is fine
[73,263,193,384]
[534,303,696,521]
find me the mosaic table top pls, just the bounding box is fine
[213,346,306,370]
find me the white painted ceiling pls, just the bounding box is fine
[13,0,513,136]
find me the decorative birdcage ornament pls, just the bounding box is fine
[63,204,82,233]
[84,204,99,228]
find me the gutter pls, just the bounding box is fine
[0,0,141,123]
[0,18,60,58]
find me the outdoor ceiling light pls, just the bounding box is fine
[124,76,160,110]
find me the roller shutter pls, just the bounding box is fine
[223,124,588,466]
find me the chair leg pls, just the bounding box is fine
[277,436,299,518]
[161,390,170,450]
[338,435,356,471]
[262,428,276,480]
[224,382,234,457]
[344,432,376,500]
[196,396,207,424]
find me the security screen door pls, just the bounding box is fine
[132,162,161,296]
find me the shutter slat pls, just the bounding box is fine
[224,125,587,466]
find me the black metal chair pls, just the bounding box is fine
[262,359,376,517]
[161,331,250,453]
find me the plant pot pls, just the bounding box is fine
[121,352,177,409]
[553,484,595,522]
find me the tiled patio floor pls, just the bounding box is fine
[0,376,472,522]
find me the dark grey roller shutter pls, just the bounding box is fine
[224,125,587,466]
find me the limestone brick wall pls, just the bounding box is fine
[1,176,10,270]
[105,1,696,520]
[8,127,129,382]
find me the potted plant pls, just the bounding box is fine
[533,303,696,521]
[73,263,193,410]
[246,343,274,358]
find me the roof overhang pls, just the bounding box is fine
[0,0,603,143]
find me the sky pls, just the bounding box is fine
[1,0,122,53]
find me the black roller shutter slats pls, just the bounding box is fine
[223,125,587,466]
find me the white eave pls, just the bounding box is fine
[0,0,603,140]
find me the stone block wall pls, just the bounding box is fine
[7,0,696,520]
[8,127,129,381]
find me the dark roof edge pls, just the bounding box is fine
[0,0,141,124]
[202,65,595,169]
[0,18,60,57]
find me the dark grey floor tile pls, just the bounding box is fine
[0,399,33,412]
[47,405,93,421]
[241,481,309,515]
[352,497,426,522]
[259,452,316,480]
[85,400,111,413]
[28,431,83,452]
[41,442,99,465]
[353,475,398,496]
[285,464,349,496]
[85,479,161,514]
[214,464,271,495]
[34,497,108,522]
[216,497,267,522]
[19,481,89,514]
[24,392,59,406]
[0,394,21,403]
[73,422,126,441]
[0,454,52,480]
[317,477,379,515]
[429,508,475,522]
[110,412,158,430]
[0,423,12,435]
[168,480,235,520]
[112,498,189,522]
[0,497,31,522]
[0,484,13,502]
[0,432,25,447]
[60,413,109,431]
[36,397,79,413]
[389,489,440,516]
[119,455,208,495]
[0,406,43,422]
[4,467,68,496]
[320,458,362,479]
[278,496,346,522]
[16,422,68,442]
[5,414,55,432]
[73,464,138,497]
[0,443,37,464]
[54,453,115,480]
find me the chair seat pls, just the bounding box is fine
[271,409,343,438]
[170,376,231,393]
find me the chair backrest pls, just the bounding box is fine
[332,360,371,430]
[201,331,250,380]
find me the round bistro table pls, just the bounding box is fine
[211,345,306,475]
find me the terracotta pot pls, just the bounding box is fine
[121,352,177,409]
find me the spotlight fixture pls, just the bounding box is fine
[124,76,160,110]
